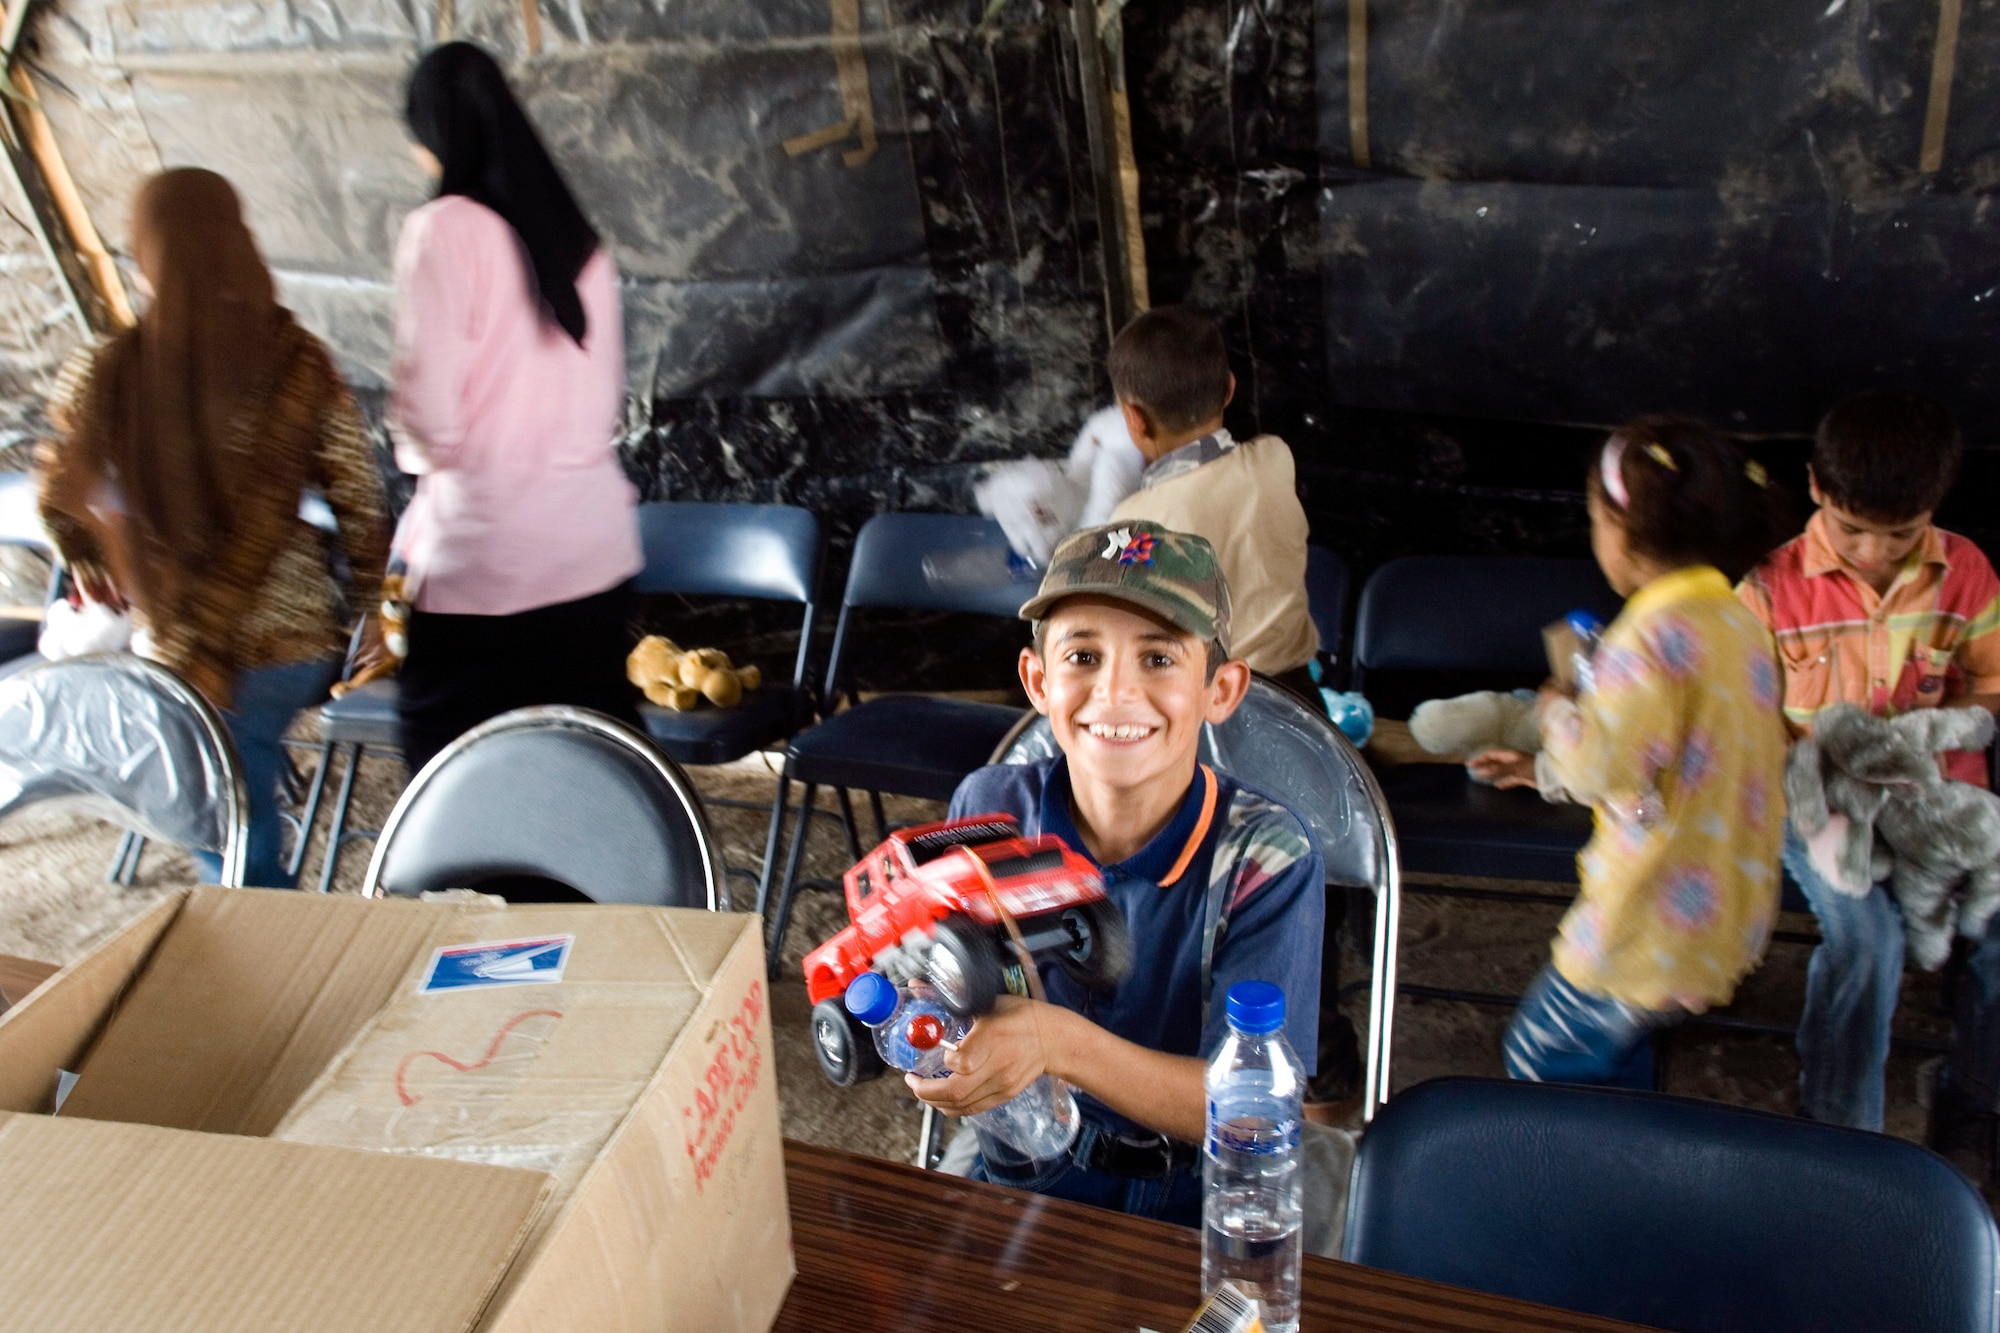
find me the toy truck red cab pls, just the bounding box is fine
[801,814,1132,1087]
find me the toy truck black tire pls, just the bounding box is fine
[811,996,885,1086]
[1054,899,1131,988]
[928,913,1004,1017]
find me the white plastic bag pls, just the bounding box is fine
[1067,404,1145,527]
[37,598,131,660]
[974,459,1085,567]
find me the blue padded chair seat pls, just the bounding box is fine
[319,678,402,748]
[0,616,39,664]
[1345,1078,2000,1333]
[786,696,1026,803]
[1376,762,1593,882]
[640,684,811,767]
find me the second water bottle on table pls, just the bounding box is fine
[844,972,1080,1168]
[1201,980,1305,1333]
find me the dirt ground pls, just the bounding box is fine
[0,719,1986,1194]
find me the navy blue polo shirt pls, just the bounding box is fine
[949,755,1324,1137]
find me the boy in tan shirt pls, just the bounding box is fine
[1105,307,1319,693]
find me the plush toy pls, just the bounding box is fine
[1409,689,1542,758]
[626,635,762,711]
[1785,702,2000,970]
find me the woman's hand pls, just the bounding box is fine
[905,996,1064,1117]
[1467,747,1539,791]
[331,616,397,698]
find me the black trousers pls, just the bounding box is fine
[398,578,641,775]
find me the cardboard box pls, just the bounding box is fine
[0,951,57,1010]
[0,887,792,1331]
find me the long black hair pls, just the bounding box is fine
[406,42,598,345]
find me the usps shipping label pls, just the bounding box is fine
[419,935,575,993]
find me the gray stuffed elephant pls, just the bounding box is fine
[1784,702,2000,970]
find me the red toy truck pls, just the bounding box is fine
[802,814,1131,1086]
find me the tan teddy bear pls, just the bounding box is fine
[626,635,762,710]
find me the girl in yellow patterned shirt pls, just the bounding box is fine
[1470,417,1789,1088]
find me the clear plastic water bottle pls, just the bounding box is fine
[1202,981,1305,1333]
[1566,609,1605,694]
[845,973,1083,1166]
[921,543,1041,591]
[844,972,963,1078]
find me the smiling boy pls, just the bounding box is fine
[913,520,1324,1226]
[1738,389,2000,1129]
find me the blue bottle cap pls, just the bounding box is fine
[844,972,899,1026]
[1565,609,1604,636]
[1226,980,1285,1034]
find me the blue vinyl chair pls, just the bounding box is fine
[633,502,821,763]
[1345,1077,2000,1333]
[1351,555,1621,883]
[362,706,721,908]
[759,513,1030,974]
[1305,544,1350,684]
[633,502,822,899]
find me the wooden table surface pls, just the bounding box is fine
[777,1140,1648,1332]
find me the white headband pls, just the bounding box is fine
[1600,437,1630,509]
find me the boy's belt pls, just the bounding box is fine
[1080,1127,1199,1179]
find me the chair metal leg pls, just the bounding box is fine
[1362,821,1403,1122]
[754,772,793,920]
[105,830,134,884]
[106,830,143,886]
[835,788,863,863]
[916,1104,942,1170]
[766,782,820,977]
[868,790,889,845]
[284,739,334,881]
[316,742,362,894]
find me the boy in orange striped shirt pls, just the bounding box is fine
[1738,390,2000,1129]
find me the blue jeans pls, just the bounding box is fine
[970,1119,1203,1227]
[1503,964,1683,1089]
[193,656,340,889]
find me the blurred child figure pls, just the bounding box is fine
[1105,307,1318,693]
[1470,418,1788,1088]
[1738,391,2000,1129]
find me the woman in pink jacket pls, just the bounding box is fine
[392,42,642,772]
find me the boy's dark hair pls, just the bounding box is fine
[1106,306,1231,435]
[1811,389,1962,523]
[1590,416,1790,583]
[1030,613,1226,680]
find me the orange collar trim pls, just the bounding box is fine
[1158,764,1218,888]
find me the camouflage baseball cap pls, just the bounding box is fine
[1018,520,1233,654]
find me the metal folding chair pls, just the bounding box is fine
[758,512,1029,976]
[992,676,1403,1118]
[362,705,722,908]
[0,653,248,885]
[633,502,824,901]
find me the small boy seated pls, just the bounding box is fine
[1738,389,2000,1130]
[911,520,1324,1227]
[1104,306,1318,693]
